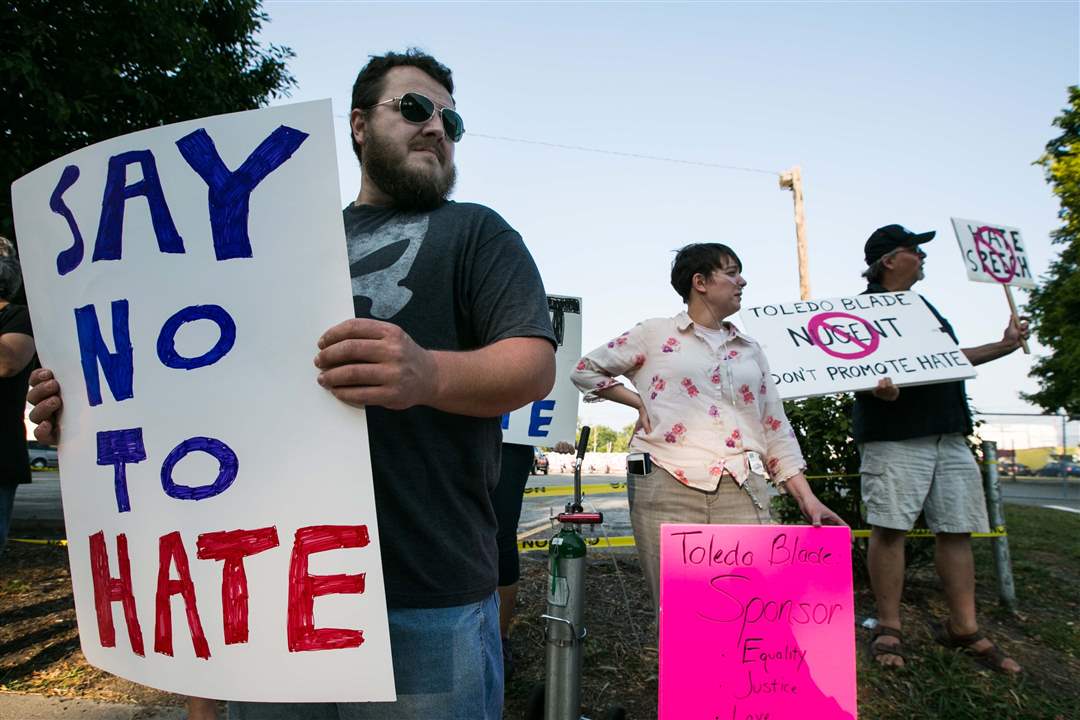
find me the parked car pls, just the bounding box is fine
[1035,460,1080,478]
[532,447,549,475]
[998,461,1033,477]
[27,440,58,469]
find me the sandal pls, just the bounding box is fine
[868,625,906,667]
[931,621,1021,675]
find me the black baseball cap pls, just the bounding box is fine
[864,224,936,265]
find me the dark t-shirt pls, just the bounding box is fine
[852,283,972,443]
[0,304,34,486]
[343,201,555,608]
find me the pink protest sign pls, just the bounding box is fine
[659,524,856,720]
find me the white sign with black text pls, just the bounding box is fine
[740,292,976,399]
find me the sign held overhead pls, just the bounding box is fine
[950,218,1035,289]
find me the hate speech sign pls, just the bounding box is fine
[739,292,975,400]
[950,218,1035,289]
[659,524,857,720]
[11,101,395,701]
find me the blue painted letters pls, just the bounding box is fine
[529,400,556,437]
[156,305,237,371]
[75,300,134,406]
[160,437,239,501]
[176,125,309,261]
[97,428,147,513]
[50,165,85,276]
[94,151,184,263]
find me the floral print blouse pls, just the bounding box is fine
[571,311,806,492]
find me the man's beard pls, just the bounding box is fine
[362,129,456,212]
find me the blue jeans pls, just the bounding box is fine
[229,592,503,719]
[0,484,17,554]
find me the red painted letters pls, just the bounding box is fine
[88,531,145,655]
[287,525,369,652]
[154,531,211,659]
[196,527,280,644]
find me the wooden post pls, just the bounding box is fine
[1001,285,1031,354]
[779,166,810,300]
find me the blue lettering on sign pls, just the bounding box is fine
[50,165,85,276]
[160,437,239,501]
[94,150,184,263]
[528,400,556,437]
[96,428,147,512]
[176,125,309,261]
[74,300,134,406]
[156,305,237,370]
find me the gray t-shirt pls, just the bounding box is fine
[343,201,555,608]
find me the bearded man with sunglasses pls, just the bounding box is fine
[28,49,555,719]
[855,224,1027,676]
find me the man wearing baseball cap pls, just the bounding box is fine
[855,224,1027,674]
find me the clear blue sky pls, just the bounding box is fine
[260,1,1078,432]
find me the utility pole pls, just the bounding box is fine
[1061,408,1068,459]
[779,166,810,300]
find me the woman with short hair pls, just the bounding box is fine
[571,243,844,614]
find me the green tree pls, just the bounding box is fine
[587,424,622,453]
[1025,86,1080,414]
[775,394,861,527]
[1,0,295,242]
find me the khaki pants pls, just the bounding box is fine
[627,464,772,618]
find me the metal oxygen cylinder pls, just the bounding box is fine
[544,526,586,720]
[542,426,592,720]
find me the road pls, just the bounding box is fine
[10,470,1080,541]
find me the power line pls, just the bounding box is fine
[328,113,775,176]
[468,133,780,177]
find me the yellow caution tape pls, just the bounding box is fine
[8,537,68,546]
[518,535,636,552]
[851,527,1007,539]
[525,475,864,499]
[519,528,1007,552]
[524,482,627,497]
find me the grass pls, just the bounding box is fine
[2,505,1078,719]
[854,504,1080,720]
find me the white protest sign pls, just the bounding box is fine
[501,295,581,446]
[740,292,976,399]
[12,100,395,701]
[950,217,1036,289]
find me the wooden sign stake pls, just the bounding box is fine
[1002,284,1030,354]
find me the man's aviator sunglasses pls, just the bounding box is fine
[367,92,465,143]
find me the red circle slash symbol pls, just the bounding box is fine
[972,226,1017,284]
[806,312,881,360]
